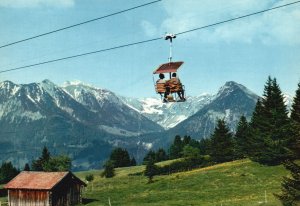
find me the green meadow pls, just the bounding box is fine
[76,159,290,206]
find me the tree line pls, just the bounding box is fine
[142,77,300,205]
[0,146,71,184]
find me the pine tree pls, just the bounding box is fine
[144,159,159,183]
[234,115,250,158]
[209,119,235,163]
[291,82,300,124]
[130,157,137,166]
[143,150,156,164]
[155,148,168,162]
[249,77,292,165]
[23,163,30,171]
[199,138,211,155]
[102,160,115,178]
[0,162,19,184]
[290,82,300,158]
[32,146,51,171]
[275,82,300,205]
[109,148,131,168]
[275,160,300,206]
[169,135,183,159]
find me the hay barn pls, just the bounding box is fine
[4,171,86,206]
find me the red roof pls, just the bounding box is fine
[153,61,184,74]
[4,171,72,190]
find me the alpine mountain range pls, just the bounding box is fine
[0,80,293,170]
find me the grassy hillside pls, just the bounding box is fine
[76,159,289,206]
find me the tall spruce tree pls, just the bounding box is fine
[249,77,292,165]
[101,160,115,178]
[275,83,300,205]
[291,82,300,123]
[209,119,235,163]
[31,146,51,171]
[169,135,183,159]
[234,115,250,159]
[275,160,300,206]
[290,82,300,158]
[109,147,131,168]
[144,159,159,183]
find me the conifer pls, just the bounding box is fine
[249,77,292,165]
[144,159,159,183]
[234,115,250,158]
[275,160,300,206]
[210,119,235,163]
[291,82,300,124]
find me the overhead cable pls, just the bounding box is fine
[0,0,299,74]
[0,0,162,49]
[176,0,300,36]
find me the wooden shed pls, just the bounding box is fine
[4,171,86,206]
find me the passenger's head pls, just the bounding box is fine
[172,73,177,77]
[159,73,165,79]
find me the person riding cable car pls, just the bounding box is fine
[152,33,186,103]
[169,73,185,101]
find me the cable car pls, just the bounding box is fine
[153,33,186,103]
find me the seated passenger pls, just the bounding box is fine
[156,73,170,102]
[170,73,185,100]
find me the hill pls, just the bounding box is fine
[75,159,288,206]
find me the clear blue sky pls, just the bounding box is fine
[0,0,299,98]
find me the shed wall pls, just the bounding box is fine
[8,190,49,206]
[51,175,83,206]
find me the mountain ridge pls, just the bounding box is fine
[0,79,293,170]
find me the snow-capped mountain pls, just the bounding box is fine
[121,94,213,129]
[0,79,293,170]
[0,80,162,170]
[167,81,259,139]
[62,80,163,135]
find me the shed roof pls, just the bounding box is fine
[4,171,85,190]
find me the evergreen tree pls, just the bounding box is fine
[41,146,50,162]
[143,150,156,164]
[0,162,19,184]
[102,160,115,178]
[234,115,250,158]
[130,157,137,166]
[183,136,191,145]
[169,135,183,159]
[275,160,300,206]
[291,82,300,124]
[23,163,30,171]
[31,146,51,171]
[198,138,211,155]
[249,77,292,165]
[275,83,300,205]
[85,174,94,182]
[144,159,159,183]
[109,147,131,168]
[290,82,300,158]
[209,119,235,163]
[31,147,72,171]
[155,148,168,162]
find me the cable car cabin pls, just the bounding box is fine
[153,61,186,103]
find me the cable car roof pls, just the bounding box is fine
[153,61,184,74]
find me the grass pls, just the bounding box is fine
[76,159,290,206]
